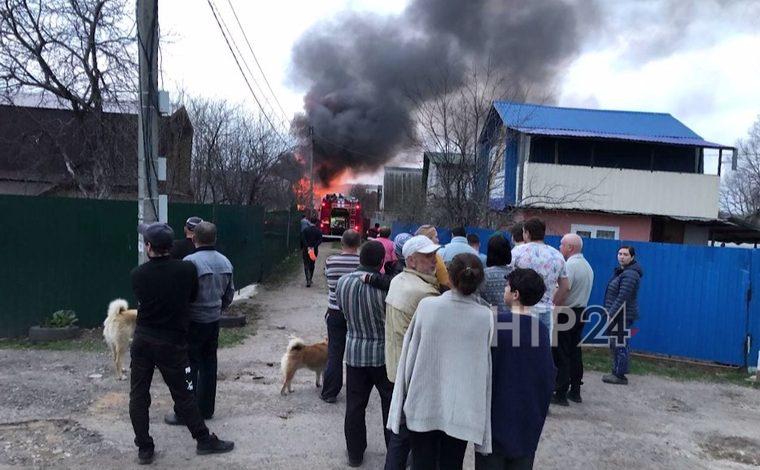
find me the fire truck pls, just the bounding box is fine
[319,193,364,238]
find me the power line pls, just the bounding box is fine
[212,0,291,131]
[224,0,291,123]
[206,0,291,148]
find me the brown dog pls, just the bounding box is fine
[280,337,328,395]
[103,299,138,380]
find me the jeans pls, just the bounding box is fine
[321,309,347,400]
[187,320,219,418]
[129,333,209,450]
[610,319,635,377]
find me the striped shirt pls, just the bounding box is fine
[335,267,387,367]
[325,253,361,310]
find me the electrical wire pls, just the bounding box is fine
[206,0,291,148]
[224,0,290,123]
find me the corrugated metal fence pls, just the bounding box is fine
[393,222,759,367]
[0,195,299,337]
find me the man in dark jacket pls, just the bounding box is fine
[130,222,233,464]
[602,246,643,385]
[171,216,202,260]
[165,222,234,425]
[301,217,323,287]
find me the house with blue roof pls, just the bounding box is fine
[476,101,738,244]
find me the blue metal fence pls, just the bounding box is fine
[392,222,757,367]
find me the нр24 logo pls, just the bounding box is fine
[581,304,632,347]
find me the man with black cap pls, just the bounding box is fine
[130,222,234,465]
[171,216,203,260]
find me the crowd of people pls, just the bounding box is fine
[122,213,643,467]
[317,217,644,469]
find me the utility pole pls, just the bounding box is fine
[308,125,315,215]
[137,0,160,264]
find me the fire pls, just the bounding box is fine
[292,166,356,211]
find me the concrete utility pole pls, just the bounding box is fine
[137,0,160,264]
[309,125,315,215]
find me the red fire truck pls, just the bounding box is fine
[319,193,364,238]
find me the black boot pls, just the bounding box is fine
[550,391,570,406]
[138,447,155,465]
[568,386,582,403]
[197,433,235,455]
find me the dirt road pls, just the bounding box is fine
[2,246,760,469]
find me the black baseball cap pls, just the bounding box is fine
[185,216,203,230]
[138,222,174,250]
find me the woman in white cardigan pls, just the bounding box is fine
[387,253,494,470]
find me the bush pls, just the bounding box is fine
[41,310,78,328]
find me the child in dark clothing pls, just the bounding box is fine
[476,268,555,470]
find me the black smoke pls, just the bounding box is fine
[289,0,598,185]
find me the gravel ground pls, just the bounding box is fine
[2,246,760,469]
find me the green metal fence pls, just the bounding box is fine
[0,195,299,337]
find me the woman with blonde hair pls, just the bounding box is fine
[415,225,450,289]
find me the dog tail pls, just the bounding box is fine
[281,336,306,374]
[105,299,130,324]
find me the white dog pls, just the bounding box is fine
[103,299,138,380]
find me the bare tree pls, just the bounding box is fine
[721,116,760,219]
[407,62,523,227]
[0,0,137,197]
[185,96,297,208]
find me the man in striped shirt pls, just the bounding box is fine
[335,241,392,468]
[321,230,362,403]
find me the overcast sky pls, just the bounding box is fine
[159,0,760,181]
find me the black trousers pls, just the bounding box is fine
[302,246,319,282]
[475,452,535,470]
[552,307,586,394]
[408,430,468,470]
[129,333,209,450]
[384,419,410,470]
[345,365,393,460]
[187,320,219,419]
[321,309,347,400]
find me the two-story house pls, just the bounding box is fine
[476,101,738,244]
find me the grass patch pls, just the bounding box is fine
[0,328,106,352]
[218,300,260,348]
[261,251,303,288]
[583,347,753,387]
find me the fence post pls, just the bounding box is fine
[286,207,292,250]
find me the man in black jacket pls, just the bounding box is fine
[170,216,202,260]
[130,222,234,465]
[301,217,323,287]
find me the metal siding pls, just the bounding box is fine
[0,195,298,337]
[504,136,518,205]
[522,162,720,219]
[748,250,760,368]
[494,101,706,140]
[391,222,754,366]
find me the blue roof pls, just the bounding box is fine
[492,101,732,148]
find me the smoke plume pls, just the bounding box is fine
[289,0,599,185]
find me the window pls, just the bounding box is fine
[571,224,620,240]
